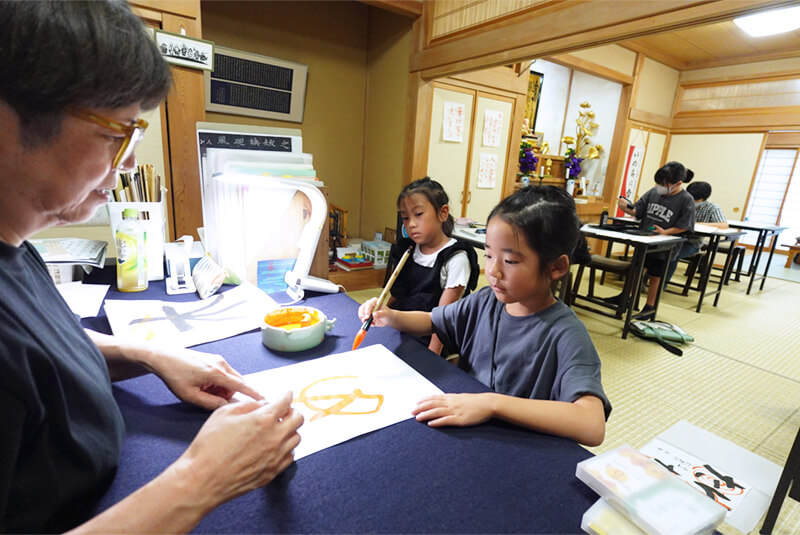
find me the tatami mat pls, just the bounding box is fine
[344,271,800,534]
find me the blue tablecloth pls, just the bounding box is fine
[83,280,597,533]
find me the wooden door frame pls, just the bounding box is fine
[130,0,206,241]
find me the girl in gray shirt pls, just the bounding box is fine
[361,186,611,446]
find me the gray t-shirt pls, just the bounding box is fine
[635,187,696,231]
[431,287,612,418]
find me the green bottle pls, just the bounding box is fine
[116,208,148,292]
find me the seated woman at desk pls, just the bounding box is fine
[0,2,301,533]
[360,186,611,446]
[611,162,696,319]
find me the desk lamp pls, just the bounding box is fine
[207,173,339,300]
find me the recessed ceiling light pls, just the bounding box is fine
[734,5,800,37]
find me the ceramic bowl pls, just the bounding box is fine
[261,306,336,352]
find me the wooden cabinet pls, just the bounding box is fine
[427,83,517,222]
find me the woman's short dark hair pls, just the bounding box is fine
[488,185,590,275]
[397,177,455,236]
[686,181,712,201]
[654,161,693,186]
[0,0,172,146]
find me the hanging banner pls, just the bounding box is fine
[618,145,645,217]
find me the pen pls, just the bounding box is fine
[352,245,413,350]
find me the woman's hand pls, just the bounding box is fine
[147,347,263,410]
[175,391,303,507]
[412,393,493,427]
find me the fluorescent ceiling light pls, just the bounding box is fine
[734,6,800,37]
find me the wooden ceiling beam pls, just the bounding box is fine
[411,0,798,78]
[359,0,422,19]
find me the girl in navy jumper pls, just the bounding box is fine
[358,177,478,354]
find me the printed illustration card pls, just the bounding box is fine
[640,438,751,514]
[235,344,444,460]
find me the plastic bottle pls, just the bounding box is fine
[116,208,148,292]
[600,206,609,226]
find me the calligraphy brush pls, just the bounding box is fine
[352,245,413,350]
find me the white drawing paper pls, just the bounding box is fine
[482,109,503,147]
[235,345,444,460]
[104,283,278,347]
[57,282,109,318]
[442,101,465,142]
[477,152,498,189]
[640,438,751,515]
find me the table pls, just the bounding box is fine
[83,279,598,533]
[452,224,486,250]
[674,225,746,313]
[727,221,787,294]
[577,225,684,338]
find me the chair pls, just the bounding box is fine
[717,243,746,284]
[571,254,636,317]
[553,271,573,305]
[760,424,800,534]
[669,250,708,296]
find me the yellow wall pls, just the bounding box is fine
[361,8,413,239]
[667,133,764,220]
[201,1,370,234]
[571,44,637,77]
[635,58,679,118]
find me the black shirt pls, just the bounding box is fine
[0,241,124,533]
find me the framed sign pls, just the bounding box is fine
[154,30,214,71]
[204,46,308,123]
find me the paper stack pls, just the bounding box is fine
[30,238,107,268]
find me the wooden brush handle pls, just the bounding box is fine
[374,246,412,312]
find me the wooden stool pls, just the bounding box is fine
[783,244,800,268]
[572,254,635,317]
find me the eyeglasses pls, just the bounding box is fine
[70,109,149,170]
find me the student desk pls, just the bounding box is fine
[577,225,684,338]
[82,282,598,533]
[727,221,787,294]
[452,224,486,250]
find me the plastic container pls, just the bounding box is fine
[575,445,725,535]
[116,208,148,292]
[361,240,391,268]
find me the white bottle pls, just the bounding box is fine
[116,208,148,292]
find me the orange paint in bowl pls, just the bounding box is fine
[264,307,321,331]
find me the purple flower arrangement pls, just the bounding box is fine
[519,146,538,175]
[565,148,582,179]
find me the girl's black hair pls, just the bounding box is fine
[488,185,590,276]
[654,161,693,186]
[397,177,455,236]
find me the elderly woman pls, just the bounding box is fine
[0,2,302,533]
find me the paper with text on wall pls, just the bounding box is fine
[234,345,444,460]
